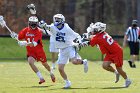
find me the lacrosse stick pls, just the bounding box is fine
[0,15,19,41]
[27,4,51,35]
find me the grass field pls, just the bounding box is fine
[0,37,132,60]
[0,61,140,93]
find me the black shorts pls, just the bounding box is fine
[128,41,139,55]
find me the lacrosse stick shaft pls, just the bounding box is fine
[4,24,12,33]
[5,24,19,41]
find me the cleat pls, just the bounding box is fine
[83,59,88,73]
[124,79,132,88]
[39,79,45,84]
[63,81,71,89]
[128,61,133,68]
[50,74,55,82]
[115,73,120,83]
[132,63,136,68]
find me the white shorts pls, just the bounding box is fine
[57,46,81,64]
[49,42,59,53]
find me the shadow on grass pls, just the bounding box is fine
[50,87,92,90]
[21,85,53,88]
[101,86,126,89]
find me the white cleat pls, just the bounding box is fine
[83,59,88,73]
[64,80,71,89]
[124,79,132,88]
[115,73,120,83]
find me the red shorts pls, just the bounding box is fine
[104,51,123,67]
[27,48,47,63]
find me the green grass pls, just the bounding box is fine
[0,61,140,93]
[0,37,134,61]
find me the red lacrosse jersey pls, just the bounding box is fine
[90,32,122,54]
[18,27,47,63]
[90,32,123,67]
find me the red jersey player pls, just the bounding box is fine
[79,22,131,87]
[10,16,55,84]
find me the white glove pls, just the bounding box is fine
[73,35,82,43]
[79,41,89,47]
[82,33,89,39]
[27,4,36,14]
[0,16,6,28]
[10,31,18,40]
[18,41,27,47]
[39,20,47,29]
[73,43,81,51]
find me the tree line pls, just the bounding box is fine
[0,0,137,35]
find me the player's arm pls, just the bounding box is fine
[16,28,30,47]
[123,28,129,48]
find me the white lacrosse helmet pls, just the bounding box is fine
[87,22,106,34]
[93,22,106,32]
[28,16,38,22]
[28,16,38,29]
[53,14,65,26]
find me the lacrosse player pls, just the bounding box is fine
[79,22,131,88]
[39,14,88,88]
[49,34,59,70]
[27,4,58,70]
[10,16,55,84]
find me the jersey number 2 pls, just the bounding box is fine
[56,36,65,42]
[103,34,114,45]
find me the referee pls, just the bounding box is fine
[123,20,139,68]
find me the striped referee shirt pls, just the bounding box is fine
[125,27,139,42]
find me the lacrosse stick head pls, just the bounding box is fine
[27,4,36,14]
[0,15,6,28]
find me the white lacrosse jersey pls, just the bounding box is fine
[48,23,80,49]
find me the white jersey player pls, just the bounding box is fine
[42,29,59,70]
[39,14,88,88]
[49,34,59,70]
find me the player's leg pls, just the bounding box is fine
[71,58,88,73]
[128,42,136,68]
[116,67,131,87]
[115,50,131,87]
[58,48,71,88]
[102,61,116,72]
[36,48,56,82]
[102,61,120,83]
[49,42,59,70]
[42,62,55,82]
[69,47,88,73]
[28,56,45,84]
[58,64,71,88]
[51,52,58,69]
[130,42,139,68]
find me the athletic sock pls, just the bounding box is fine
[52,63,55,67]
[36,71,44,79]
[50,70,53,75]
[114,70,118,74]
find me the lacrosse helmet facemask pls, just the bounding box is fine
[53,14,65,26]
[28,16,38,29]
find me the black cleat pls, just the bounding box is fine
[128,61,133,67]
[128,61,136,68]
[132,63,136,68]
